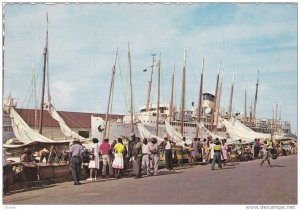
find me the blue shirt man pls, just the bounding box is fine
[69,139,84,185]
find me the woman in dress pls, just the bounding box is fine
[190,138,200,165]
[221,139,228,166]
[203,140,210,164]
[87,138,100,181]
[112,138,125,178]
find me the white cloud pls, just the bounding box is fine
[51,80,76,108]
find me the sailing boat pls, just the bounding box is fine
[4,15,88,149]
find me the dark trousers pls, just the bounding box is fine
[165,149,173,170]
[70,156,82,183]
[133,157,142,178]
[211,151,222,170]
[254,147,260,158]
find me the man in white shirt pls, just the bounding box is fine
[142,138,151,176]
[162,134,176,171]
[149,138,160,176]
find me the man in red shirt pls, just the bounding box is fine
[100,138,114,177]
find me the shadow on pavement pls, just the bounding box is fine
[221,167,236,170]
[271,165,285,168]
[83,170,182,184]
[224,163,240,167]
[154,170,183,176]
[4,184,57,196]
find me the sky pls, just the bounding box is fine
[2,3,298,134]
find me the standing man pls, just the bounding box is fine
[260,140,273,168]
[162,134,176,171]
[68,139,84,185]
[211,140,223,170]
[142,138,151,176]
[127,133,135,169]
[149,138,160,176]
[100,138,114,177]
[254,139,261,159]
[133,137,143,178]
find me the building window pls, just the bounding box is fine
[78,131,89,138]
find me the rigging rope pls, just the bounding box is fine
[187,53,199,91]
[117,54,129,114]
[160,60,165,105]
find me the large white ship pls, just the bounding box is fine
[91,92,291,142]
[92,93,226,142]
[91,50,291,143]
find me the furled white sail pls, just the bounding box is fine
[10,107,55,143]
[137,122,164,143]
[219,117,278,142]
[165,121,192,146]
[47,102,87,141]
[4,107,72,148]
[198,121,230,141]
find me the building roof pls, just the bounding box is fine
[16,108,124,129]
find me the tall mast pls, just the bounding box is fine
[249,97,253,128]
[271,104,274,141]
[169,64,175,124]
[32,58,38,130]
[275,102,278,132]
[39,14,48,134]
[107,70,116,138]
[103,49,118,140]
[128,43,134,133]
[279,104,281,120]
[216,73,223,131]
[196,58,204,138]
[146,54,156,112]
[243,80,247,125]
[211,61,220,131]
[253,70,259,122]
[180,49,187,135]
[228,73,234,120]
[156,55,161,136]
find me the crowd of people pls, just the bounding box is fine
[67,133,167,185]
[9,133,297,186]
